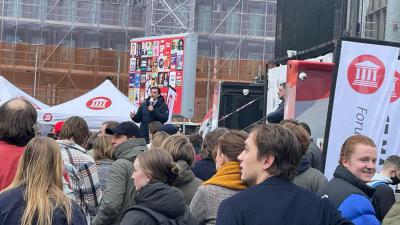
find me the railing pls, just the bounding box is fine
[0,42,130,74]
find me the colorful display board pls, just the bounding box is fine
[128,33,198,118]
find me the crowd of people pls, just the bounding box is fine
[1,97,400,225]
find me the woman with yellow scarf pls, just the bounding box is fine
[189,130,248,225]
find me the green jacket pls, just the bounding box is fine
[383,201,400,225]
[175,160,202,205]
[92,138,147,225]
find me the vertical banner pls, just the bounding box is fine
[166,87,177,123]
[211,82,222,130]
[377,61,400,166]
[324,41,399,179]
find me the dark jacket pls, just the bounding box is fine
[304,141,323,171]
[266,100,284,123]
[0,186,87,225]
[192,158,216,181]
[293,158,327,195]
[92,138,147,225]
[120,182,187,225]
[132,95,169,141]
[175,160,202,205]
[216,176,352,225]
[322,165,380,225]
[368,172,396,222]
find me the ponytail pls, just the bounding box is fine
[166,163,179,185]
[137,148,179,185]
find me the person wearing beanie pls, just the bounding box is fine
[158,124,179,135]
[92,121,148,225]
[53,121,65,139]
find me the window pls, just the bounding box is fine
[197,4,212,33]
[225,12,240,35]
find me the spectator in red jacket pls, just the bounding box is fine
[0,98,37,191]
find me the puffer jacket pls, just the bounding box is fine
[92,138,147,225]
[175,160,202,205]
[322,165,380,225]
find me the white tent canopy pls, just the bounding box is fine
[37,80,139,131]
[0,76,49,109]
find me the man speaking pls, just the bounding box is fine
[130,87,169,142]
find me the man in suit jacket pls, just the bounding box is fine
[216,124,352,225]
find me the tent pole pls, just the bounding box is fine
[33,51,38,98]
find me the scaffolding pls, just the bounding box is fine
[145,0,195,36]
[0,0,277,122]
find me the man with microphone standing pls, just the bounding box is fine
[130,87,169,143]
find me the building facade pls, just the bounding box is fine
[0,0,276,121]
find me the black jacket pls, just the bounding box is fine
[192,158,216,181]
[266,100,284,123]
[322,165,380,225]
[120,182,187,225]
[0,186,87,225]
[132,95,169,141]
[370,181,396,221]
[304,141,323,171]
[216,176,352,225]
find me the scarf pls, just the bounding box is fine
[202,161,247,190]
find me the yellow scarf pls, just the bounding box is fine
[202,161,248,190]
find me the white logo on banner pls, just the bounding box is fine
[324,41,400,179]
[347,55,385,94]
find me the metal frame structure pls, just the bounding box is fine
[0,0,277,122]
[144,0,195,36]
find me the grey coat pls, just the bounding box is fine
[190,185,240,225]
[175,160,202,205]
[92,138,147,225]
[294,166,327,195]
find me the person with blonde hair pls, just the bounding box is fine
[120,149,188,225]
[93,135,114,191]
[190,130,248,224]
[0,137,86,225]
[322,135,380,225]
[149,131,169,150]
[162,134,202,204]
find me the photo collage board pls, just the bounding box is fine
[128,36,185,114]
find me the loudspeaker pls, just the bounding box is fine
[218,82,264,131]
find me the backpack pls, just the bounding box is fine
[124,205,199,225]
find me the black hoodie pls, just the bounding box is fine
[120,182,187,225]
